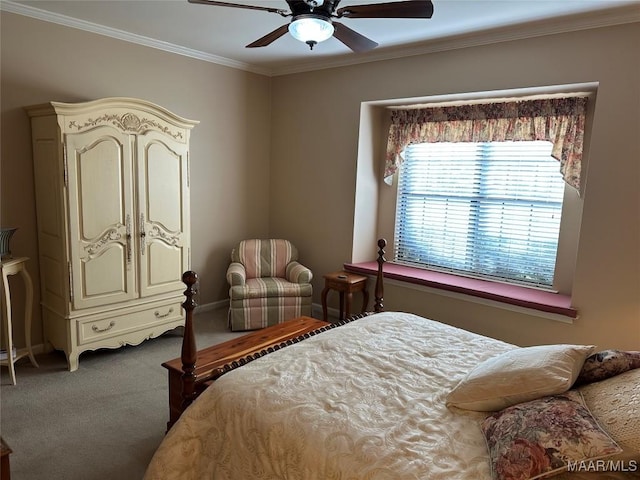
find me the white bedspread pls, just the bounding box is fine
[145,312,522,479]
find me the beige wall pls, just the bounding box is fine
[2,11,638,353]
[1,12,272,347]
[270,23,640,350]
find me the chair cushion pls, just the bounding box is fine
[231,239,298,278]
[230,277,313,300]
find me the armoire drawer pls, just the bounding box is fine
[78,302,183,345]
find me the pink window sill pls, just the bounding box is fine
[343,261,577,319]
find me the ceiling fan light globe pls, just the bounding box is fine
[288,16,334,45]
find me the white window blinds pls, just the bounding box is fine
[394,141,565,288]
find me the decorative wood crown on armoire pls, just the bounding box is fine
[26,98,198,371]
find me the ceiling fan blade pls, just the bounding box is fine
[336,0,433,19]
[332,22,378,52]
[187,0,289,16]
[246,24,290,48]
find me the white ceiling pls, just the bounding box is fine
[4,0,639,76]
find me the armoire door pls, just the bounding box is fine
[136,130,190,298]
[65,127,138,310]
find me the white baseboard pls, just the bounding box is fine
[15,342,50,356]
[195,300,229,313]
[312,303,324,319]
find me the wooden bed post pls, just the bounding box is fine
[180,270,198,413]
[374,238,386,313]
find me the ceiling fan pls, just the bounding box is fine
[187,0,434,52]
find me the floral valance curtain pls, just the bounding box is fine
[385,97,588,191]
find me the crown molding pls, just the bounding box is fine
[271,4,640,76]
[0,0,272,76]
[2,1,638,78]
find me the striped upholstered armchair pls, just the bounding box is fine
[226,239,313,331]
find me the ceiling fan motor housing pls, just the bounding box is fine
[289,0,340,16]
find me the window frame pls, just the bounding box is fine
[349,84,596,321]
[394,140,567,290]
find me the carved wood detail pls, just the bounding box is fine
[83,226,124,256]
[68,113,184,139]
[147,224,181,245]
[180,271,198,414]
[375,238,386,313]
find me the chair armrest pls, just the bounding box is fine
[226,262,246,286]
[286,261,313,284]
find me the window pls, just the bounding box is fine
[394,141,565,289]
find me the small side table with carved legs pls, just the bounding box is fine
[321,271,369,321]
[1,256,39,385]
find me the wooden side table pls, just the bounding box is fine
[1,256,39,385]
[321,271,369,321]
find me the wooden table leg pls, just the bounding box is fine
[360,286,369,313]
[321,286,330,321]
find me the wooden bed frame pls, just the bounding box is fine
[168,239,387,426]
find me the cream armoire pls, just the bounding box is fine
[26,98,198,371]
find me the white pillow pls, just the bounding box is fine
[446,344,595,411]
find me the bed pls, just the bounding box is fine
[145,240,639,480]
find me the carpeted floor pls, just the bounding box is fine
[0,307,243,480]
